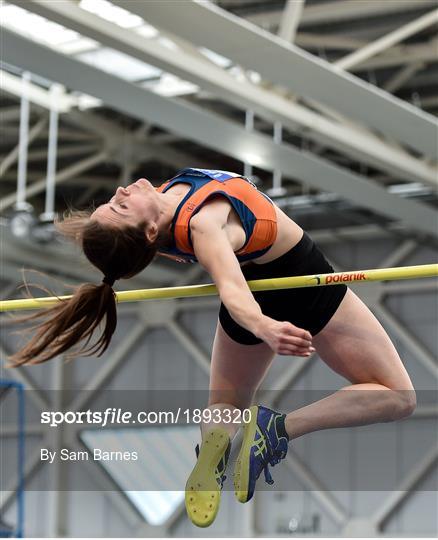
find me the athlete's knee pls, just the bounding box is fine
[390,389,416,420]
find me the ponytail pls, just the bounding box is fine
[8,281,117,366]
[6,208,166,366]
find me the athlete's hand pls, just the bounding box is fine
[255,316,315,357]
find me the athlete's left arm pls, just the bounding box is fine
[191,202,264,336]
[190,201,313,356]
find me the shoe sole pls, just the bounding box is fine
[185,428,229,528]
[233,405,259,503]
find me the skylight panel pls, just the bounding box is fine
[77,48,162,82]
[79,0,144,29]
[199,47,233,68]
[126,491,184,526]
[156,36,179,52]
[81,425,199,526]
[59,37,100,56]
[1,4,79,46]
[144,73,200,97]
[135,23,160,40]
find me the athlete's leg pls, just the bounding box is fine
[202,321,275,439]
[185,322,275,526]
[284,288,416,439]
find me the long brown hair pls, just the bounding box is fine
[7,210,163,367]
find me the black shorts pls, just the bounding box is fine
[219,232,347,344]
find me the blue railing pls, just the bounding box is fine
[0,380,25,538]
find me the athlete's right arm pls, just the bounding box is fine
[190,204,313,356]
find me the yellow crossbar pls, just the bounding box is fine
[1,264,437,313]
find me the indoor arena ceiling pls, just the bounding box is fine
[1,0,437,243]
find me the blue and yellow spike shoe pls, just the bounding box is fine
[185,428,231,527]
[234,405,289,503]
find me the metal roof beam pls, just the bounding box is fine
[10,1,437,187]
[383,63,425,94]
[0,105,23,123]
[65,110,212,170]
[2,28,437,238]
[119,0,437,159]
[0,151,108,211]
[0,117,47,177]
[421,96,438,109]
[353,40,438,71]
[335,9,438,71]
[294,34,366,51]
[0,68,100,111]
[1,69,73,112]
[278,0,305,43]
[1,231,182,286]
[247,0,438,28]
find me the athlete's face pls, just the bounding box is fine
[91,178,160,241]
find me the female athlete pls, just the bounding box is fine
[9,168,416,528]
